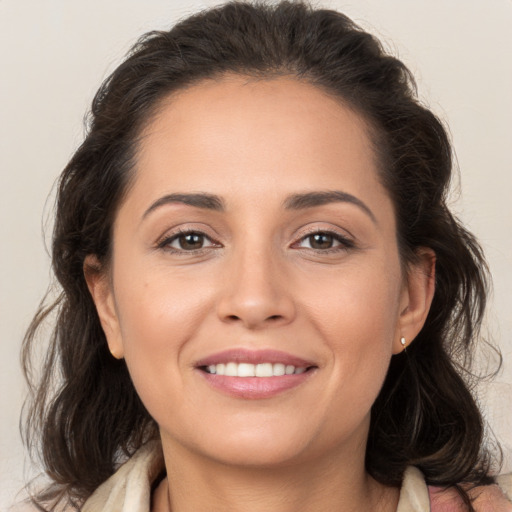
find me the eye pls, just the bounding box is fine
[158,230,219,252]
[295,231,354,251]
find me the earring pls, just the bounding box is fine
[400,337,406,349]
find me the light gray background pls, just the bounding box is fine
[1,0,511,508]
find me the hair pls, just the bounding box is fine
[22,1,499,510]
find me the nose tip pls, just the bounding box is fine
[216,259,296,330]
[221,303,291,329]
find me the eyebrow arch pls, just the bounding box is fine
[283,190,376,223]
[142,193,225,220]
[142,190,376,224]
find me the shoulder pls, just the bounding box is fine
[399,466,512,512]
[429,474,512,512]
[82,440,164,512]
[497,473,512,502]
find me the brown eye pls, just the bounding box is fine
[295,231,354,252]
[160,231,218,252]
[177,233,205,250]
[308,233,335,249]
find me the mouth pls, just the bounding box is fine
[195,349,318,399]
[200,362,312,377]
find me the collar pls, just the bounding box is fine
[86,441,512,512]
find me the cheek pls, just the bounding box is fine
[114,259,212,346]
[304,258,402,344]
[300,258,403,417]
[111,260,215,407]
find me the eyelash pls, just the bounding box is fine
[157,228,355,255]
[292,229,355,253]
[156,228,221,255]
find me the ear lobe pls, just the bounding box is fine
[393,248,436,354]
[84,255,124,359]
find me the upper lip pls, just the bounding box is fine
[195,348,316,368]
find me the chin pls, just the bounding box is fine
[203,436,311,468]
[163,418,319,469]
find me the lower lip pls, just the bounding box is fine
[198,370,315,399]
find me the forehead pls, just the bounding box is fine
[128,75,389,215]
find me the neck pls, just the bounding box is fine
[153,436,398,512]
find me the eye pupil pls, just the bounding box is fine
[310,233,333,249]
[179,233,203,250]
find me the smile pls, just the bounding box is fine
[203,362,308,377]
[195,349,317,399]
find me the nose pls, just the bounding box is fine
[216,245,296,330]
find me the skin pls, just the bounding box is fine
[86,75,435,512]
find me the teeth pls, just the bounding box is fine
[237,363,255,377]
[255,363,273,377]
[225,362,237,376]
[273,363,285,376]
[205,362,308,377]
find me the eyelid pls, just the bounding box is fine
[291,226,356,251]
[156,227,222,253]
[154,224,355,255]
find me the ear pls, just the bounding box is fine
[84,255,124,359]
[393,248,436,354]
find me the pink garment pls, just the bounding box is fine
[429,484,512,512]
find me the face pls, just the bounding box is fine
[89,76,433,469]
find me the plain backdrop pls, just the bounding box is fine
[1,0,511,508]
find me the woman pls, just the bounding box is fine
[21,1,511,511]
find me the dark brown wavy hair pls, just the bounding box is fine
[22,1,500,510]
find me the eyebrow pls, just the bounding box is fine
[142,193,225,219]
[284,191,376,223]
[142,190,376,223]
